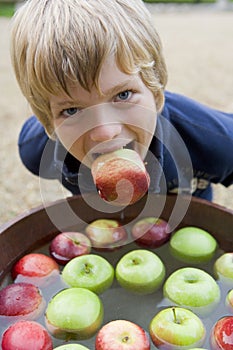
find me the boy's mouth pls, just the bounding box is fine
[91,141,135,160]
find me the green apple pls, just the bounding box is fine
[115,249,165,294]
[45,287,103,340]
[53,345,90,350]
[163,267,220,316]
[214,252,233,284]
[149,307,206,349]
[61,254,114,294]
[169,226,217,264]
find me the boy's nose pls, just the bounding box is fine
[89,123,122,142]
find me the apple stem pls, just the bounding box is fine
[132,259,139,265]
[172,307,180,324]
[84,263,91,274]
[122,336,129,343]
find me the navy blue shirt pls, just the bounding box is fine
[18,91,233,201]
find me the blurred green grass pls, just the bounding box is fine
[0,0,220,16]
[0,3,15,17]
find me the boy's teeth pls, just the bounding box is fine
[92,142,135,159]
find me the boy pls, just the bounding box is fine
[11,0,233,202]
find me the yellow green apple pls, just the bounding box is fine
[116,249,165,294]
[45,287,103,340]
[169,226,217,264]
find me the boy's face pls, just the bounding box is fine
[50,57,158,168]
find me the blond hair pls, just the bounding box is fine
[11,0,168,137]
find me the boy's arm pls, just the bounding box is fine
[18,116,56,179]
[164,91,233,190]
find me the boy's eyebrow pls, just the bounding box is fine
[103,78,137,96]
[52,100,79,108]
[51,78,137,109]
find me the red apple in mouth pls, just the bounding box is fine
[91,149,150,206]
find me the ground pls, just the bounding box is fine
[0,5,233,225]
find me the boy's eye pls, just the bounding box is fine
[115,90,132,101]
[63,107,79,117]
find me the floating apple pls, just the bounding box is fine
[214,252,233,284]
[45,287,103,340]
[131,217,171,248]
[61,254,114,294]
[149,307,206,349]
[115,249,165,294]
[169,226,217,264]
[12,253,60,286]
[1,320,53,350]
[163,267,220,315]
[53,345,90,350]
[95,319,150,350]
[226,289,233,311]
[91,149,150,206]
[49,231,91,265]
[0,282,45,323]
[210,316,233,349]
[85,218,128,251]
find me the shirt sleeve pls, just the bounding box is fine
[18,116,55,178]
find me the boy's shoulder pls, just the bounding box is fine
[18,115,47,146]
[163,90,233,132]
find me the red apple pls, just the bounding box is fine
[211,316,233,349]
[91,149,150,206]
[95,319,150,350]
[85,218,128,251]
[131,217,171,248]
[12,253,59,286]
[0,282,45,323]
[1,320,53,350]
[49,231,91,265]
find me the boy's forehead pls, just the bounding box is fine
[50,57,140,106]
[98,56,140,93]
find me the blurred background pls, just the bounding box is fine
[0,0,233,225]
